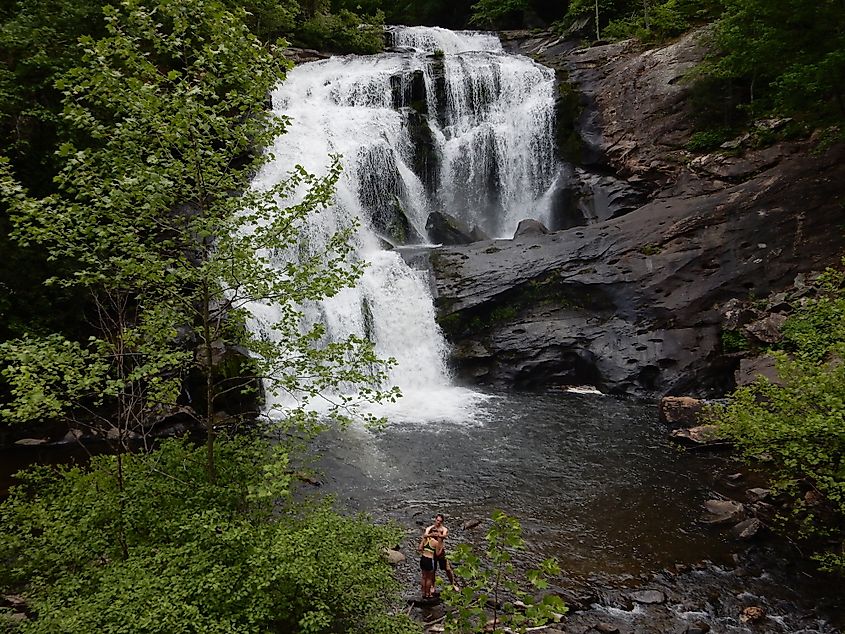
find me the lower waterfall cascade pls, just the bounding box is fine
[247,26,560,421]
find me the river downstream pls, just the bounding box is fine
[311,390,843,633]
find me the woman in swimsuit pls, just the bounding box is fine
[418,529,438,598]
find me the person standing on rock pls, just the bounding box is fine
[423,513,458,592]
[417,521,439,598]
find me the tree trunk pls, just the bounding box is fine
[202,283,217,483]
[595,0,601,40]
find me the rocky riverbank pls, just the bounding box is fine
[428,29,845,398]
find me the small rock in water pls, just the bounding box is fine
[740,606,765,623]
[747,487,771,502]
[725,472,744,482]
[685,620,711,634]
[461,518,482,530]
[658,396,704,427]
[669,424,725,447]
[627,589,665,604]
[13,438,48,446]
[593,623,620,633]
[730,517,762,540]
[700,499,745,525]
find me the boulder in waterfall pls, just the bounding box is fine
[372,195,423,246]
[513,218,549,238]
[658,396,704,428]
[390,69,427,113]
[426,211,474,245]
[627,590,665,605]
[405,109,439,193]
[284,47,330,64]
[469,226,491,242]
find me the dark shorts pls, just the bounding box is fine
[435,555,449,570]
[420,556,435,571]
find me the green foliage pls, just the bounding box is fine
[720,329,750,353]
[469,0,530,29]
[1,0,398,480]
[295,8,385,53]
[232,0,301,37]
[0,436,420,633]
[441,510,566,633]
[684,128,734,152]
[603,0,721,42]
[702,0,845,128]
[0,0,108,340]
[780,268,845,362]
[385,0,476,29]
[714,264,845,574]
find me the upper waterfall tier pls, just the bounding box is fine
[385,25,503,53]
[263,26,557,241]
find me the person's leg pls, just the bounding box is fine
[443,558,458,590]
[420,558,429,597]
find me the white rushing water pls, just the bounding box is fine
[247,26,558,422]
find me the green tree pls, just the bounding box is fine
[705,0,845,124]
[0,436,420,633]
[469,0,530,29]
[1,0,397,482]
[442,510,566,633]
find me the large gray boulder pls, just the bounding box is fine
[426,211,475,245]
[427,29,845,398]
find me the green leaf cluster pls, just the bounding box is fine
[713,264,845,574]
[441,510,566,633]
[296,9,385,53]
[0,435,420,633]
[1,0,400,473]
[702,0,845,130]
[468,0,530,29]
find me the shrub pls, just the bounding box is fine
[0,436,418,633]
[442,510,566,633]
[714,264,845,574]
[296,9,385,54]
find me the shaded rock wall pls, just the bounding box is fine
[431,31,845,397]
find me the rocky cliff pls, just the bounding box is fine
[430,30,845,397]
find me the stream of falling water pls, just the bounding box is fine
[247,26,558,421]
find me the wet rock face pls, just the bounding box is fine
[431,138,845,396]
[426,211,475,245]
[428,31,845,398]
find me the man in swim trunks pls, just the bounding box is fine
[423,513,458,592]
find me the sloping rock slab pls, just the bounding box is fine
[430,143,845,397]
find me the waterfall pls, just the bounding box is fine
[248,26,558,422]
